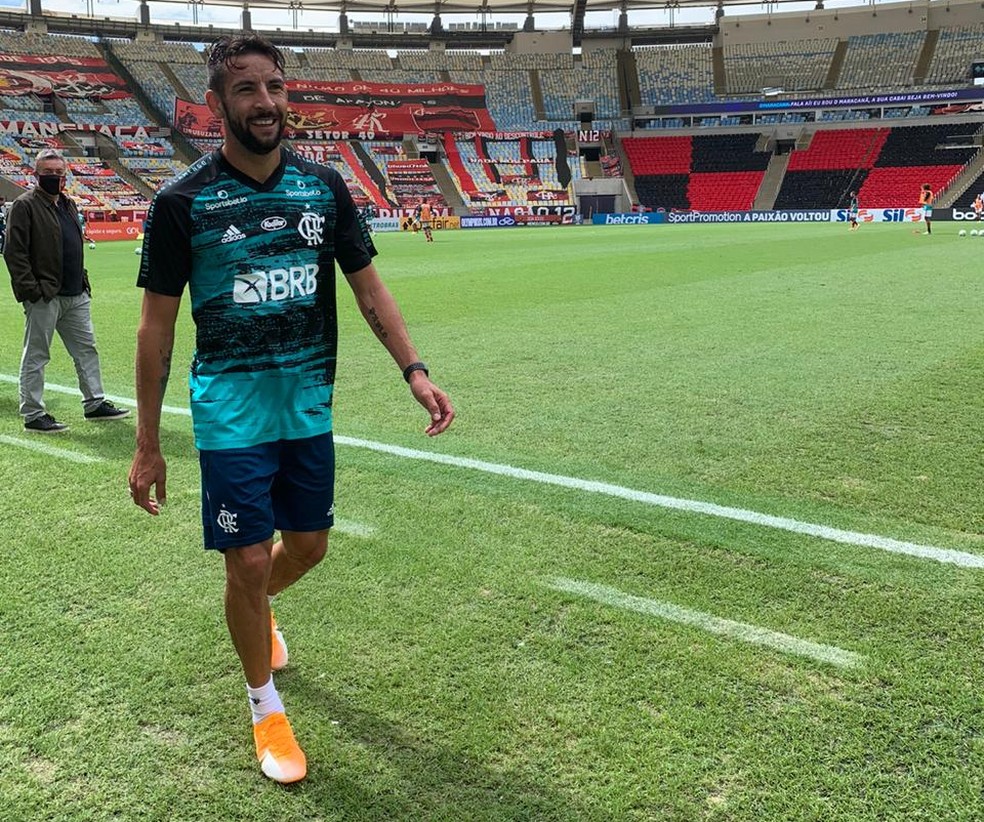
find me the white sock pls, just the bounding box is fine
[247,676,284,724]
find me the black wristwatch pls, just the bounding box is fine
[402,361,429,382]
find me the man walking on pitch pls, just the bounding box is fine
[847,191,860,231]
[127,34,454,784]
[4,148,129,432]
[416,200,434,242]
[918,183,934,235]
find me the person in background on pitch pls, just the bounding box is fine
[361,202,375,234]
[4,148,129,433]
[918,183,934,235]
[973,192,982,222]
[127,34,454,786]
[78,209,96,249]
[847,191,860,231]
[416,200,434,242]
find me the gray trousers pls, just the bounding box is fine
[19,294,105,421]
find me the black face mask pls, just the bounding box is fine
[37,175,62,196]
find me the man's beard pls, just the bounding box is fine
[226,110,285,155]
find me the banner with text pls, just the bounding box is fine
[0,54,131,99]
[0,121,167,140]
[648,88,984,117]
[174,81,496,140]
[664,210,832,224]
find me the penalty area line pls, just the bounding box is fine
[547,577,864,669]
[3,374,980,569]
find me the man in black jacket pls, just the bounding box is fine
[4,148,128,432]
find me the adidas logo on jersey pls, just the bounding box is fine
[221,224,246,244]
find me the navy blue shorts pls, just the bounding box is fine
[199,432,335,550]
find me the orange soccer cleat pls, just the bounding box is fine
[253,712,307,783]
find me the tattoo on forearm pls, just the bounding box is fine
[367,307,388,339]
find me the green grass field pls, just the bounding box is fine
[1,223,982,821]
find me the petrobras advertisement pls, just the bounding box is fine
[666,210,831,224]
[371,218,400,232]
[832,207,924,223]
[592,213,666,225]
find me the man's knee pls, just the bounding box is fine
[225,542,274,591]
[282,530,329,571]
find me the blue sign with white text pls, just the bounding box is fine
[591,213,666,225]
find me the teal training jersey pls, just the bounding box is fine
[137,148,376,450]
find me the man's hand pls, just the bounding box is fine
[409,373,455,436]
[129,447,167,515]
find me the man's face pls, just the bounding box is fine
[35,158,67,194]
[207,52,288,156]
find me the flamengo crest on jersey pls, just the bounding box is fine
[298,211,324,247]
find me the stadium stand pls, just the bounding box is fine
[623,134,769,210]
[622,136,692,175]
[484,52,546,130]
[723,39,838,95]
[859,123,978,204]
[776,128,887,207]
[538,49,622,128]
[636,44,716,105]
[836,32,925,90]
[775,124,979,207]
[786,129,890,172]
[110,40,204,125]
[0,30,99,57]
[687,134,770,209]
[925,23,984,85]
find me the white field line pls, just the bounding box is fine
[2,374,980,569]
[335,436,984,570]
[548,577,864,669]
[333,518,376,538]
[0,374,190,418]
[0,434,104,464]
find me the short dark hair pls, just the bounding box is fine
[206,34,286,94]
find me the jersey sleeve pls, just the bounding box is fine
[328,172,378,275]
[136,187,192,296]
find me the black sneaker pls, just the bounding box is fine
[24,413,69,433]
[84,400,130,421]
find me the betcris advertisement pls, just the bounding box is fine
[591,213,666,225]
[833,207,923,223]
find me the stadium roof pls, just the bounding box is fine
[133,0,799,20]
